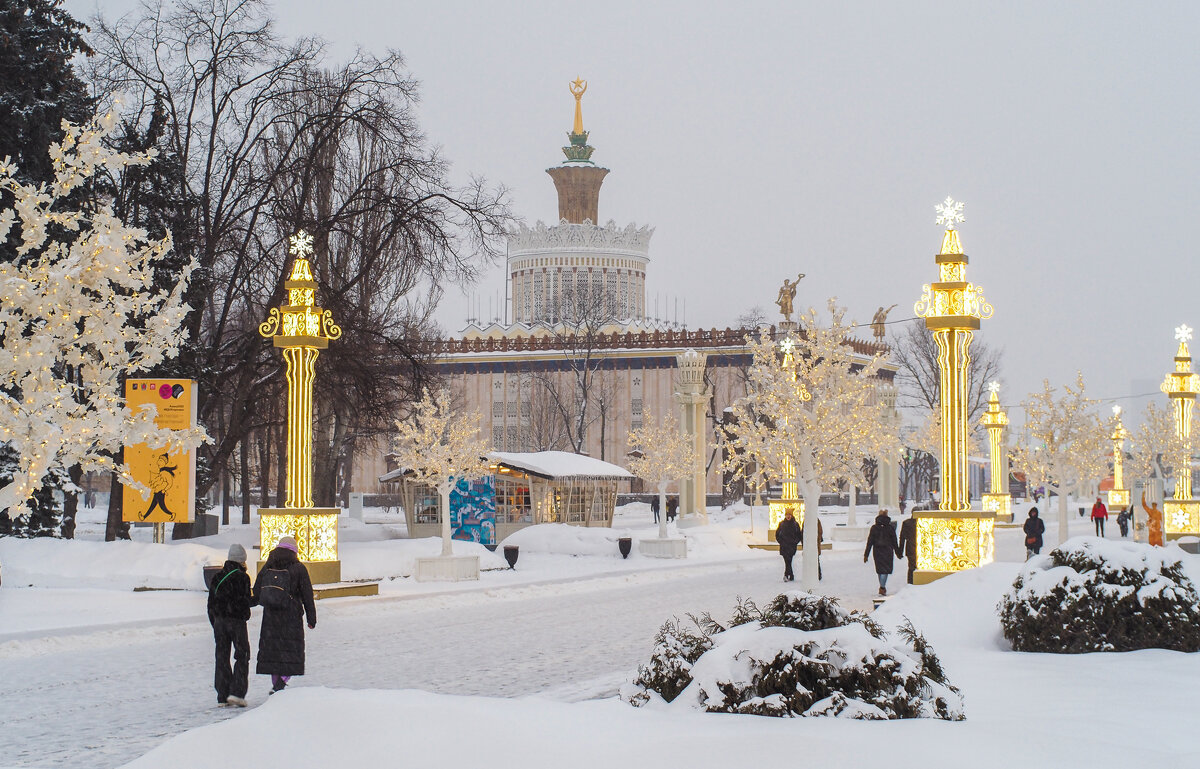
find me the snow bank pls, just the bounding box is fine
[340,537,507,580]
[498,523,638,557]
[0,538,224,591]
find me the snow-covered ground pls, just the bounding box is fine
[2,499,1195,768]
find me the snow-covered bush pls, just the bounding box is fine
[999,537,1200,653]
[622,592,964,720]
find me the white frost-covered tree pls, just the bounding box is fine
[0,108,202,517]
[1010,374,1109,544]
[723,301,901,587]
[627,413,699,541]
[1129,401,1192,494]
[391,388,491,556]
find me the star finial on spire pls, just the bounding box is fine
[289,230,314,258]
[779,337,796,356]
[986,381,1000,395]
[1112,404,1122,417]
[1176,324,1193,343]
[935,197,966,230]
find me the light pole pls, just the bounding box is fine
[1108,405,1130,512]
[911,198,997,583]
[1161,325,1199,538]
[980,381,1012,522]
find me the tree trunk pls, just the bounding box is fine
[104,455,130,541]
[221,467,230,526]
[1056,483,1069,545]
[440,481,453,556]
[658,483,669,540]
[802,480,821,591]
[847,484,857,528]
[60,463,82,539]
[275,420,286,506]
[259,426,271,509]
[240,436,250,525]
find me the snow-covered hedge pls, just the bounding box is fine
[999,537,1200,653]
[622,592,964,720]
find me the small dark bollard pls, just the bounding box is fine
[503,545,519,570]
[202,565,223,590]
[618,537,632,559]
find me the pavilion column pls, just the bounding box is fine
[674,349,710,520]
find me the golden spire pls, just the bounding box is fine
[570,77,587,135]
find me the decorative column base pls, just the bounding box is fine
[639,538,688,558]
[982,493,1013,523]
[1107,489,1130,511]
[912,509,996,584]
[259,507,341,585]
[1163,500,1200,540]
[414,555,480,582]
[766,499,804,543]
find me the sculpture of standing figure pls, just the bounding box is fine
[1141,492,1164,547]
[775,273,805,322]
[871,304,897,340]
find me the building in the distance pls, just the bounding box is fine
[406,81,898,517]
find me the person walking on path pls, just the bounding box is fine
[252,535,316,694]
[666,495,679,522]
[775,508,801,582]
[897,511,918,585]
[1091,497,1108,537]
[1023,507,1046,559]
[650,495,660,524]
[1116,506,1131,538]
[208,543,253,707]
[864,510,901,596]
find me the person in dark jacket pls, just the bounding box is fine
[1023,507,1046,559]
[208,543,253,707]
[864,510,901,596]
[1116,506,1131,538]
[666,496,679,522]
[897,512,918,585]
[650,495,660,524]
[775,508,801,582]
[252,535,316,694]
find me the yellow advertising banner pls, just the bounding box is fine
[122,379,197,523]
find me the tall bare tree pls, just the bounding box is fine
[890,320,1003,425]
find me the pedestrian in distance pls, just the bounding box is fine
[253,535,316,695]
[208,543,253,708]
[1091,496,1108,537]
[666,495,679,522]
[804,513,824,581]
[1023,507,1046,559]
[864,509,901,596]
[897,510,918,585]
[1116,506,1131,538]
[775,508,801,582]
[650,495,660,524]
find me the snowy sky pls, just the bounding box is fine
[69,1,1200,428]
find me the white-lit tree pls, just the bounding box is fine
[723,301,901,588]
[627,413,699,541]
[1010,374,1109,544]
[0,108,203,519]
[1129,401,1193,495]
[391,388,491,556]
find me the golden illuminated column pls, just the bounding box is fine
[1161,324,1200,537]
[980,381,1012,522]
[768,333,807,541]
[1108,405,1130,511]
[911,198,996,583]
[257,230,344,584]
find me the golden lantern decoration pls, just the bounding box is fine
[256,230,343,583]
[980,381,1012,522]
[1161,325,1200,538]
[911,198,996,582]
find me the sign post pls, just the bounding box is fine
[122,379,197,533]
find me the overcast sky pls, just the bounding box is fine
[70,1,1200,428]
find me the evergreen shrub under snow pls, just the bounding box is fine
[999,537,1200,653]
[622,592,964,720]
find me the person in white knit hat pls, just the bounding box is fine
[207,543,252,707]
[252,535,316,694]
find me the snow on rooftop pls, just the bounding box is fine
[490,451,634,481]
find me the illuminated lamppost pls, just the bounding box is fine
[1108,405,1130,511]
[911,197,996,583]
[257,231,344,584]
[1161,324,1200,538]
[768,334,809,540]
[980,381,1011,523]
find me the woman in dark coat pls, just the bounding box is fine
[775,508,802,582]
[864,510,901,596]
[1023,507,1046,559]
[897,513,918,585]
[252,536,316,693]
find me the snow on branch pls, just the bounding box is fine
[391,387,491,492]
[0,106,204,516]
[627,412,698,489]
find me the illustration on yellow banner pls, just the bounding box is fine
[123,379,197,523]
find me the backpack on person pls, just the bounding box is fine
[259,567,293,609]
